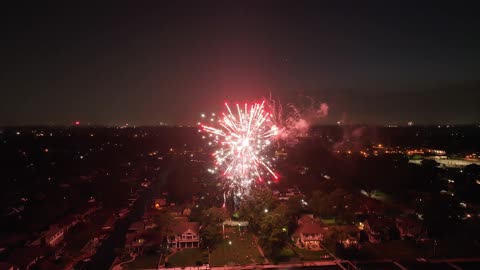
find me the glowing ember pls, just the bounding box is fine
[200,101,279,194]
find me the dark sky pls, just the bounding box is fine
[1,1,479,125]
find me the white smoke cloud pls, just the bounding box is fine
[267,95,328,145]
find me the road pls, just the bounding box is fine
[161,260,339,270]
[83,162,171,270]
[159,257,480,270]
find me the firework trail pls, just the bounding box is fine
[200,101,279,196]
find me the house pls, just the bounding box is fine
[102,216,117,231]
[5,247,52,270]
[0,262,19,270]
[43,225,65,247]
[145,220,157,230]
[297,214,315,225]
[363,217,399,244]
[153,197,167,209]
[395,216,426,240]
[128,221,145,232]
[124,232,145,254]
[30,214,81,247]
[341,236,360,249]
[141,179,151,188]
[182,208,192,216]
[31,224,65,247]
[167,221,200,249]
[167,205,191,217]
[292,215,328,250]
[339,225,361,249]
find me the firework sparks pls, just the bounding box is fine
[200,101,279,194]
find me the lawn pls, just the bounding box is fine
[321,218,337,225]
[273,246,301,263]
[210,229,264,266]
[168,249,206,267]
[293,246,332,261]
[124,253,160,270]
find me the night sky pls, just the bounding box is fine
[1,2,479,125]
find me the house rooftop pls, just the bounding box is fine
[172,221,200,235]
[298,214,326,227]
[299,214,313,224]
[293,215,326,237]
[299,222,324,235]
[43,225,63,239]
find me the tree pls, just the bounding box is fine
[309,188,357,223]
[457,164,480,203]
[310,190,331,217]
[286,194,304,219]
[464,164,480,175]
[152,211,178,252]
[154,211,177,235]
[202,207,227,225]
[421,159,440,169]
[238,187,276,231]
[237,189,292,258]
[258,204,290,257]
[200,223,222,249]
[199,207,227,249]
[420,194,461,238]
[418,159,442,191]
